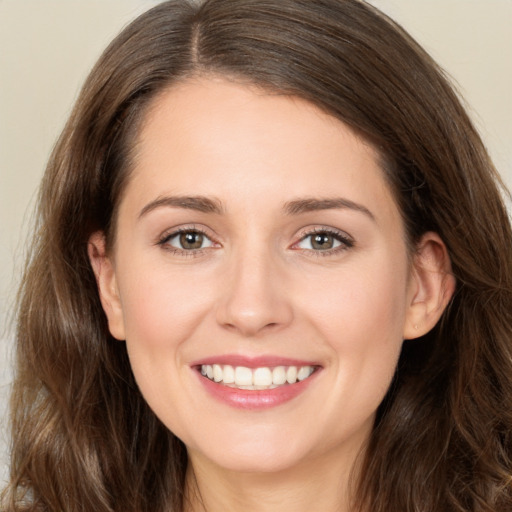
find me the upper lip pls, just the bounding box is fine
[190,354,321,369]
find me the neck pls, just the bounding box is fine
[183,443,365,512]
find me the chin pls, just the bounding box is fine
[205,452,305,474]
[187,432,311,474]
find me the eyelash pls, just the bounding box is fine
[292,227,354,257]
[157,226,216,258]
[156,226,354,257]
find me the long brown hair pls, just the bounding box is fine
[3,1,512,510]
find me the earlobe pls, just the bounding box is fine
[87,232,126,340]
[403,232,456,340]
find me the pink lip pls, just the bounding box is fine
[190,354,320,368]
[191,355,321,410]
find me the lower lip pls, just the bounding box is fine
[196,370,319,410]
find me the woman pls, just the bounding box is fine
[3,0,512,511]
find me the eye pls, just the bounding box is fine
[294,229,354,252]
[160,229,215,251]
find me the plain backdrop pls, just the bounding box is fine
[1,0,511,485]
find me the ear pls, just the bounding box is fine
[403,232,456,340]
[88,232,126,340]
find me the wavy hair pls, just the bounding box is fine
[3,1,512,510]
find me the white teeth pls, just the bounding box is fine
[253,367,272,386]
[235,366,253,386]
[200,364,316,389]
[222,364,235,384]
[272,366,287,385]
[213,364,223,382]
[297,366,314,381]
[286,366,297,384]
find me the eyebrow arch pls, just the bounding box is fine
[283,197,375,220]
[138,195,224,218]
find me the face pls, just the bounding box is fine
[91,76,441,477]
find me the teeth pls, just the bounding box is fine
[234,366,253,386]
[297,366,314,381]
[253,367,272,386]
[200,364,316,388]
[222,364,235,384]
[286,366,297,384]
[272,366,287,385]
[213,364,223,382]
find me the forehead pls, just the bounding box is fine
[123,76,399,223]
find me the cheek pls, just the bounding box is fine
[115,266,213,428]
[304,257,408,342]
[299,255,409,397]
[116,263,215,366]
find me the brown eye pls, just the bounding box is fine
[311,233,335,250]
[162,230,214,251]
[179,232,204,249]
[295,229,353,253]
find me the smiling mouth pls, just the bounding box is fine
[199,364,317,390]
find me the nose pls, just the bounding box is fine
[215,244,294,338]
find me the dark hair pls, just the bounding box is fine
[3,1,512,511]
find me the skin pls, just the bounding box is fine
[89,76,455,512]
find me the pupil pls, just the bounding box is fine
[180,232,203,249]
[312,234,333,250]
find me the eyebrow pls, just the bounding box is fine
[138,194,374,221]
[138,195,224,218]
[283,197,375,220]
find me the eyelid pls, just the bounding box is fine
[155,224,354,257]
[156,224,221,254]
[291,225,355,253]
[156,222,215,240]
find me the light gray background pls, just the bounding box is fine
[1,0,511,485]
